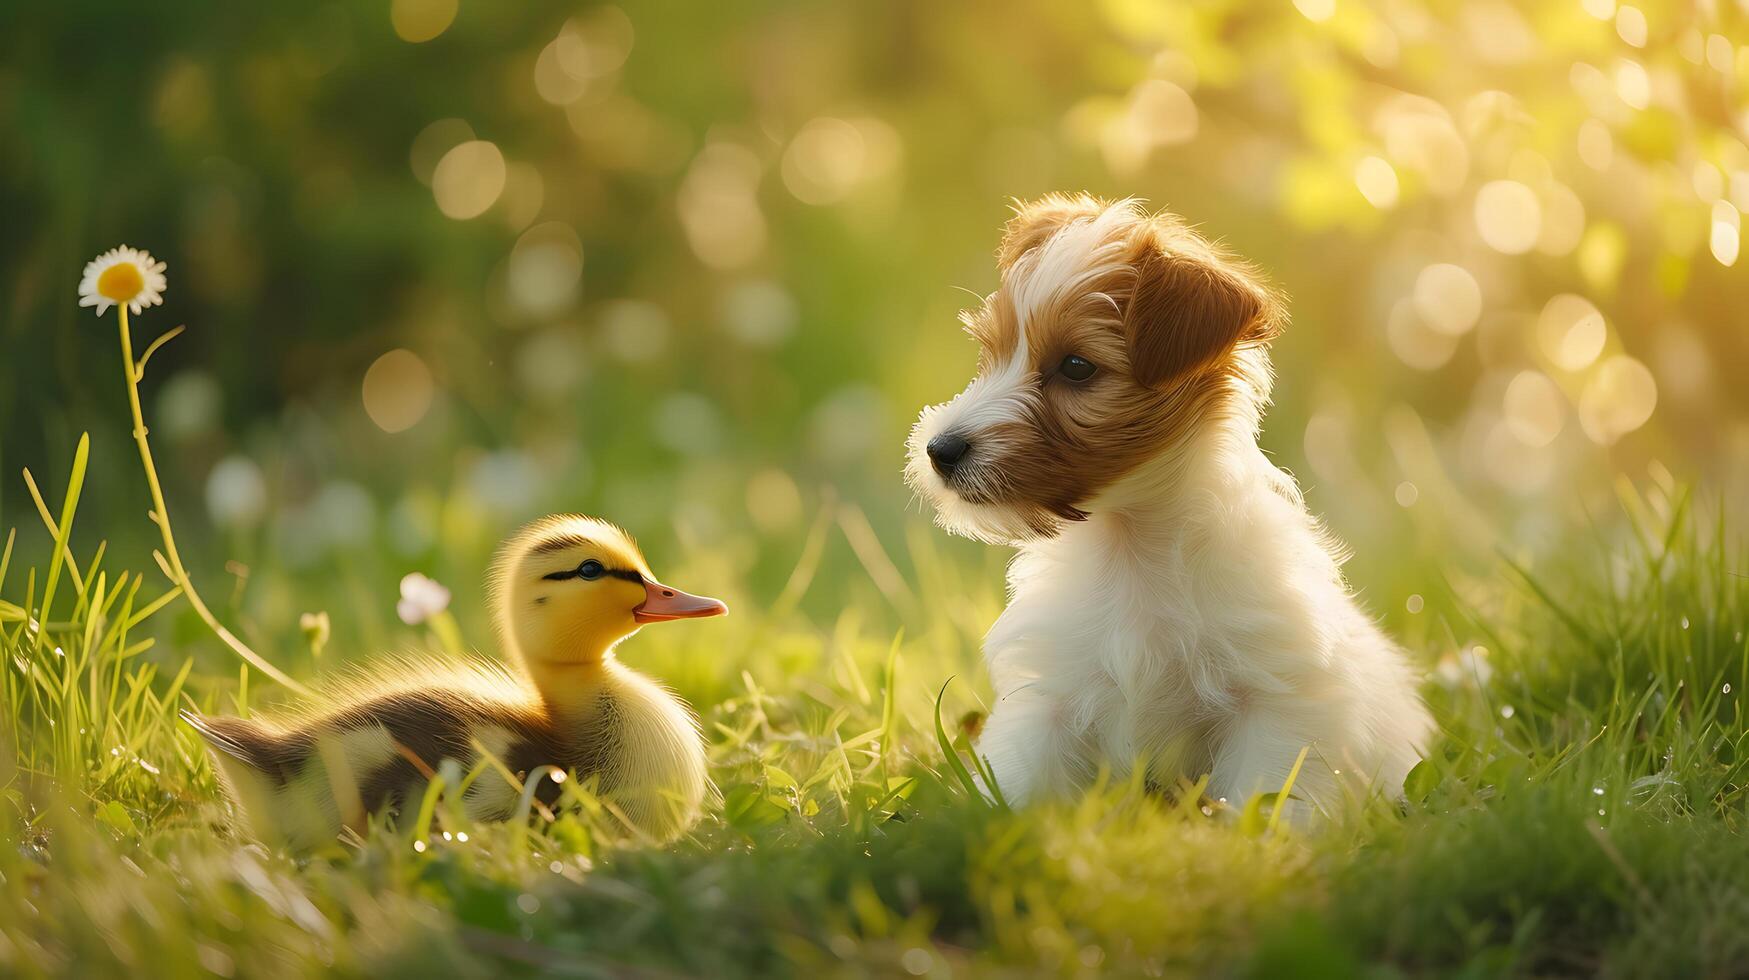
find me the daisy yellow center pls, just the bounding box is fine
[97,263,145,302]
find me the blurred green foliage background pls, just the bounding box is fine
[3,0,1747,675]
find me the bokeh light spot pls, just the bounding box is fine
[206,456,268,529]
[1378,97,1469,195]
[391,0,456,43]
[1387,300,1459,370]
[1614,6,1647,47]
[1502,370,1565,447]
[600,299,671,363]
[362,349,436,433]
[431,140,506,220]
[1354,156,1399,209]
[678,142,766,269]
[1578,355,1657,444]
[1536,294,1607,372]
[1614,59,1650,109]
[507,222,583,317]
[1412,263,1482,336]
[409,118,474,185]
[782,118,867,205]
[1536,183,1586,255]
[1710,200,1741,266]
[1576,119,1613,171]
[1474,180,1541,254]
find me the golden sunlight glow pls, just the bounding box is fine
[1292,0,1335,23]
[1576,119,1613,171]
[1578,355,1657,445]
[1502,370,1565,447]
[431,140,506,219]
[1474,180,1541,254]
[678,141,766,269]
[782,118,867,205]
[1354,156,1399,209]
[506,222,583,317]
[362,349,436,433]
[1387,300,1459,370]
[1614,6,1647,47]
[391,0,457,43]
[1536,294,1608,372]
[1711,200,1741,266]
[1100,80,1198,175]
[535,11,633,106]
[1412,263,1482,336]
[1379,97,1468,195]
[1614,59,1650,110]
[409,118,474,185]
[1536,183,1586,255]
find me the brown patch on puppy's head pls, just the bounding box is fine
[905,196,1284,543]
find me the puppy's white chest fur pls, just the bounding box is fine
[976,440,1432,813]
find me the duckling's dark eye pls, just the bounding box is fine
[577,560,605,581]
[1058,354,1097,382]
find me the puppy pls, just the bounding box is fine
[906,195,1431,816]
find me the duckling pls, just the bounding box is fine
[183,515,725,847]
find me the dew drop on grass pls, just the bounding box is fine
[1598,808,1607,816]
[1500,705,1516,719]
[455,831,469,842]
[1681,615,1690,630]
[413,839,426,853]
[1725,683,1734,695]
[1592,785,1605,796]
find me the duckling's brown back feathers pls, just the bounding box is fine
[182,711,305,783]
[187,686,628,830]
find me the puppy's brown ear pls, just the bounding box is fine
[998,194,1107,270]
[1124,231,1283,389]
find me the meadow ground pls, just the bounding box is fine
[2,447,1745,980]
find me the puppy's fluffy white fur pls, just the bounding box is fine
[907,197,1431,816]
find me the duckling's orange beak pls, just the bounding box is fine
[633,579,728,623]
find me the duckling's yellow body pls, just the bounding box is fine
[185,516,724,847]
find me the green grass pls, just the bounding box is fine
[3,447,1745,979]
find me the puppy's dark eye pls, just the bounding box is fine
[577,560,605,580]
[1058,355,1097,382]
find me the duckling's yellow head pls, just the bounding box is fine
[490,515,726,670]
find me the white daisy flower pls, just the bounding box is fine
[396,572,452,625]
[78,245,168,317]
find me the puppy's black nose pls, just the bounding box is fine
[927,433,971,476]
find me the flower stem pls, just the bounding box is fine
[117,305,311,696]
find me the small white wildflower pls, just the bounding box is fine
[78,245,168,316]
[1434,644,1493,689]
[396,572,451,625]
